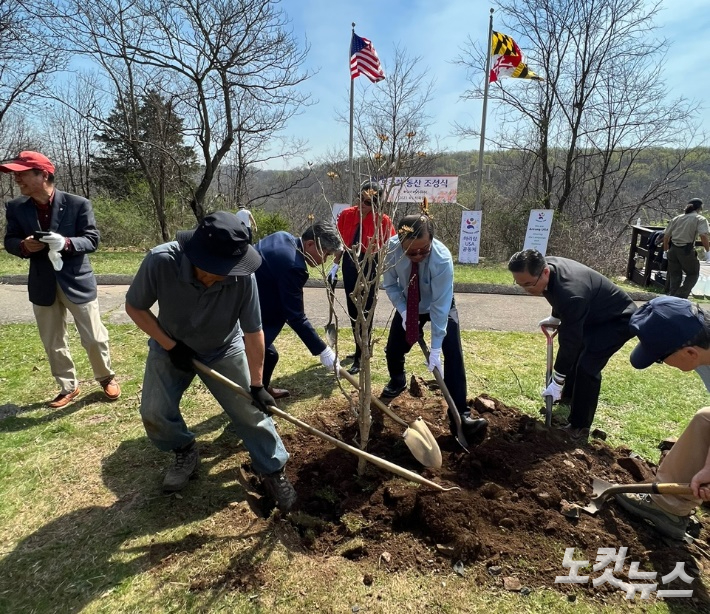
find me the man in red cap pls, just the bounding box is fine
[2,151,121,407]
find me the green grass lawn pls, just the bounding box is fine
[0,323,706,613]
[0,249,661,296]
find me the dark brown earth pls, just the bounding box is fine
[201,383,710,606]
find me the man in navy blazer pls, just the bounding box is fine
[2,151,120,407]
[254,220,343,398]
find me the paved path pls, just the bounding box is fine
[0,284,553,332]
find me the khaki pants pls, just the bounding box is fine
[653,407,710,516]
[33,284,113,394]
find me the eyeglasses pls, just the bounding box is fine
[655,347,680,364]
[405,243,432,259]
[514,270,543,288]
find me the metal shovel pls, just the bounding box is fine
[580,477,693,515]
[541,324,559,427]
[417,338,469,453]
[192,359,458,492]
[324,275,338,348]
[339,367,442,469]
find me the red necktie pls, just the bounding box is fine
[406,262,420,345]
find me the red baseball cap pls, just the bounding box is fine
[0,151,55,174]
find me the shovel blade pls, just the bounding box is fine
[580,478,616,515]
[324,323,337,348]
[403,418,442,469]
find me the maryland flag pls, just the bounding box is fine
[490,31,542,83]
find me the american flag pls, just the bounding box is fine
[350,32,385,83]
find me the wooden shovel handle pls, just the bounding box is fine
[338,367,408,428]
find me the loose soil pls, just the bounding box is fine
[200,381,710,606]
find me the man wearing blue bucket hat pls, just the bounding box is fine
[125,211,295,511]
[618,296,710,540]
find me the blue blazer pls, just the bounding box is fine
[4,190,100,306]
[254,231,326,356]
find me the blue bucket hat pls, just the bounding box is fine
[176,211,262,276]
[629,297,704,369]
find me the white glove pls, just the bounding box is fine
[319,346,338,370]
[539,316,561,328]
[427,347,443,375]
[39,232,66,252]
[542,373,565,401]
[400,310,407,331]
[327,263,339,282]
[47,249,63,271]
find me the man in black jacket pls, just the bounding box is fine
[508,249,637,439]
[3,151,120,407]
[254,221,343,398]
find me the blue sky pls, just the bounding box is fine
[273,0,708,169]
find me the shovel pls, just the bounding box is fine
[192,359,458,492]
[324,275,338,348]
[580,477,693,515]
[417,338,469,453]
[541,324,559,427]
[339,367,442,469]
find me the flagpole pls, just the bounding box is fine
[475,8,494,212]
[348,23,356,207]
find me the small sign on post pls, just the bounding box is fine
[523,209,554,255]
[458,210,482,264]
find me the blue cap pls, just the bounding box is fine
[629,297,704,369]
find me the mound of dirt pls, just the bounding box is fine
[246,388,710,604]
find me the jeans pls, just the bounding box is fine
[140,345,288,475]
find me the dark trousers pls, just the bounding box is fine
[385,307,468,413]
[342,254,377,362]
[667,243,699,299]
[564,315,634,429]
[262,323,284,389]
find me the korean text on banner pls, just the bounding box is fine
[459,210,482,264]
[523,209,554,255]
[383,176,458,203]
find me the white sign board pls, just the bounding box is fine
[523,209,554,255]
[458,210,482,264]
[332,203,349,226]
[383,176,459,203]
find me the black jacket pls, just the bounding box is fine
[543,257,637,374]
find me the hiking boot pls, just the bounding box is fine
[163,442,200,492]
[615,493,690,541]
[558,424,590,441]
[381,374,407,399]
[261,468,297,512]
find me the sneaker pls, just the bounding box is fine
[100,377,121,400]
[381,374,407,399]
[261,468,297,512]
[163,442,200,492]
[615,493,690,541]
[558,424,590,441]
[47,387,81,408]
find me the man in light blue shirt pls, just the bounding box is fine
[380,214,487,441]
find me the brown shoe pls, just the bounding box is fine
[100,377,121,400]
[47,388,81,408]
[267,387,290,400]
